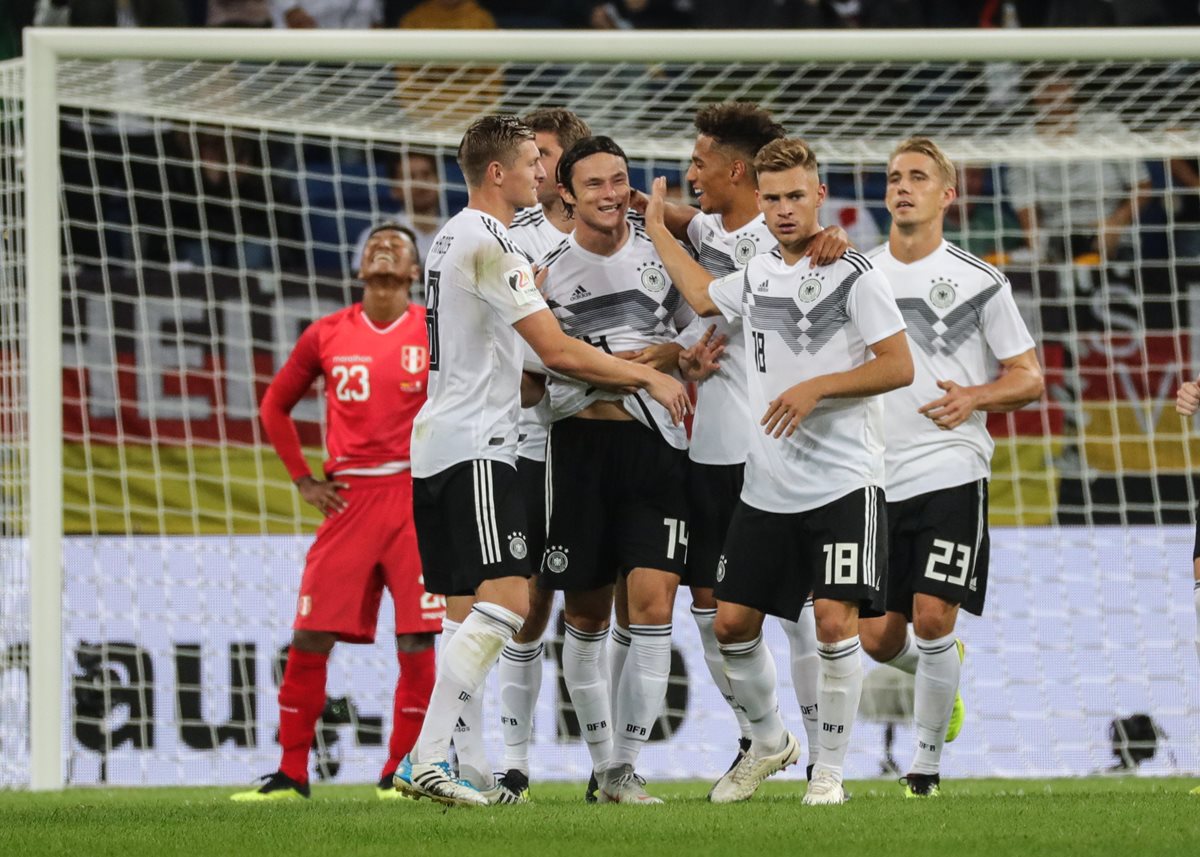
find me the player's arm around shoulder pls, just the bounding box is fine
[642,177,721,317]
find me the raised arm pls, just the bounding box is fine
[643,177,722,317]
[918,347,1044,431]
[514,309,691,425]
[629,187,699,242]
[762,330,914,438]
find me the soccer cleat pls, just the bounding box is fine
[230,771,310,802]
[801,768,847,806]
[1190,784,1200,796]
[397,760,488,807]
[945,639,966,743]
[585,771,599,804]
[376,773,413,801]
[481,769,530,805]
[901,773,942,798]
[598,764,664,805]
[707,738,753,800]
[709,731,800,804]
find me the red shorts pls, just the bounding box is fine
[294,471,446,643]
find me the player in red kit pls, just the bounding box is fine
[232,224,444,801]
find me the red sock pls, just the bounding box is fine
[380,647,436,779]
[277,648,329,784]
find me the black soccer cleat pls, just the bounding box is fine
[901,772,942,798]
[230,770,311,802]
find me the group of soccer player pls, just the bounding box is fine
[234,98,1045,807]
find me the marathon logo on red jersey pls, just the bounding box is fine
[401,345,428,375]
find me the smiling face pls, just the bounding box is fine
[756,165,825,252]
[560,151,631,233]
[358,228,419,283]
[886,151,955,232]
[686,134,738,215]
[498,138,545,210]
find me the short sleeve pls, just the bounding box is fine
[981,278,1036,361]
[470,243,548,327]
[848,268,906,346]
[707,269,746,324]
[673,315,707,349]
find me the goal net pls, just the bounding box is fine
[3,28,1199,788]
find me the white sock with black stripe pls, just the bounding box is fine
[608,625,631,713]
[693,606,752,740]
[498,639,544,775]
[563,624,613,776]
[779,600,820,761]
[812,635,863,781]
[413,602,522,767]
[1194,580,1200,665]
[885,627,920,675]
[720,635,787,755]
[610,623,672,768]
[910,632,961,775]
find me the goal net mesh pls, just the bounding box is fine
[2,44,1199,786]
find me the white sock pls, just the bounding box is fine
[885,627,919,675]
[812,636,863,781]
[910,632,961,776]
[413,603,522,767]
[720,635,787,755]
[1194,580,1200,665]
[562,624,613,775]
[778,599,819,761]
[498,639,544,775]
[608,625,631,714]
[441,616,493,787]
[610,624,671,768]
[693,606,752,740]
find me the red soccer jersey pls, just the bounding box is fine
[261,303,429,480]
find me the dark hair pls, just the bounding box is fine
[522,108,592,153]
[457,114,535,187]
[387,148,438,178]
[362,221,421,268]
[694,102,787,177]
[555,136,629,218]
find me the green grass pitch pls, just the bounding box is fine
[3,778,1198,857]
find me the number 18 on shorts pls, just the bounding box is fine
[714,486,887,621]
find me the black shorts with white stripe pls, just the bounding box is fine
[714,487,886,622]
[517,456,547,574]
[885,479,989,617]
[413,459,533,596]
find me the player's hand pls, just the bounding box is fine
[805,225,851,267]
[1177,379,1200,416]
[678,324,727,383]
[296,475,349,516]
[919,379,979,430]
[643,369,692,425]
[628,187,650,215]
[644,177,669,237]
[762,379,824,438]
[614,342,684,374]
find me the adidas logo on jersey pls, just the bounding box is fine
[569,284,592,301]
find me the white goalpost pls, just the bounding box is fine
[6,26,1200,791]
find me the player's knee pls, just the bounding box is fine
[690,586,717,611]
[291,629,336,654]
[394,632,436,653]
[514,586,554,642]
[813,602,857,644]
[714,613,755,645]
[912,596,957,640]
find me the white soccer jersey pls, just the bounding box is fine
[869,240,1036,502]
[685,211,777,465]
[510,205,572,462]
[411,209,547,477]
[540,227,696,450]
[708,248,906,514]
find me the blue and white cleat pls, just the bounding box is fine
[397,759,488,807]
